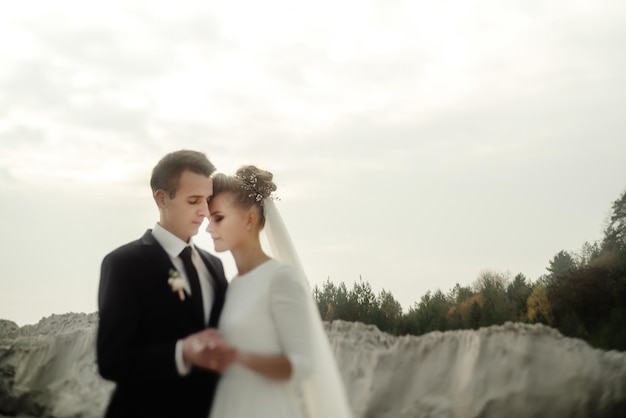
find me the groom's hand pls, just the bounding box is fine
[181,328,237,372]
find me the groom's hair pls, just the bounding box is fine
[150,149,216,197]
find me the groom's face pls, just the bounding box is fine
[158,169,213,242]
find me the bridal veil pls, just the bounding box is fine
[263,199,352,418]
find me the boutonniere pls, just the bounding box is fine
[168,269,185,301]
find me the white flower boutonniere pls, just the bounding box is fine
[168,268,186,301]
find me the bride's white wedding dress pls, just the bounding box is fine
[209,259,312,418]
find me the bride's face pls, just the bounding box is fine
[207,192,251,252]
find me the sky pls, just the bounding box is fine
[1,0,625,326]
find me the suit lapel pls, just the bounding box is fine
[198,251,228,327]
[141,230,205,329]
[197,251,221,291]
[141,230,176,275]
[141,230,227,329]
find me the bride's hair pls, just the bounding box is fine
[212,165,277,228]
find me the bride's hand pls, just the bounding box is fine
[182,328,237,372]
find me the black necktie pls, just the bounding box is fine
[180,246,204,322]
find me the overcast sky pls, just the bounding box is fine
[1,0,625,326]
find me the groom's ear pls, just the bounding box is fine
[154,190,167,208]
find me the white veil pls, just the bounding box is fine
[263,199,353,418]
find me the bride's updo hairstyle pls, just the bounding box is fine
[211,165,277,228]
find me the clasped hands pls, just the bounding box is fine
[182,328,237,373]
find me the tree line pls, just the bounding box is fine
[313,189,626,351]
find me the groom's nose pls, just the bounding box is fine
[198,199,209,216]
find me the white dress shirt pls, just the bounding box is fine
[152,223,215,375]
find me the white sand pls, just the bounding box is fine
[1,314,625,417]
[0,314,113,418]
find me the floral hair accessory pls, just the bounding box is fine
[236,172,279,205]
[168,268,185,301]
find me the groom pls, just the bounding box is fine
[97,150,232,418]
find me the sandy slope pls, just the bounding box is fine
[1,313,625,417]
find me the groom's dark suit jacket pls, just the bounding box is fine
[97,230,228,418]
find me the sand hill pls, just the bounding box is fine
[1,313,625,417]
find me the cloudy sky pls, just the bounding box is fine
[1,0,625,326]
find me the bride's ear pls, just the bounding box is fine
[246,208,258,231]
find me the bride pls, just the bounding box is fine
[203,165,352,418]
